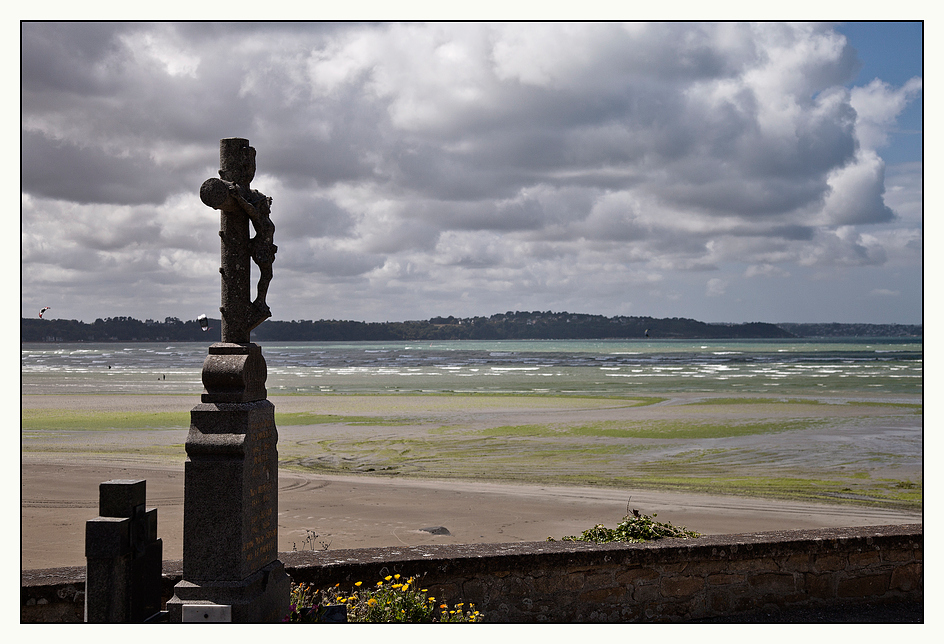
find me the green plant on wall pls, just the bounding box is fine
[284,574,483,623]
[551,510,700,544]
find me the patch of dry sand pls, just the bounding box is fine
[21,455,920,570]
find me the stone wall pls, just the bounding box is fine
[21,524,921,623]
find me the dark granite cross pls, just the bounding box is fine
[200,138,277,343]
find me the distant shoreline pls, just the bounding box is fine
[21,312,921,343]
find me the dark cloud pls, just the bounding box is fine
[20,22,921,323]
[22,130,178,205]
[278,241,384,277]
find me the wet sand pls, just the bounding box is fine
[21,394,922,570]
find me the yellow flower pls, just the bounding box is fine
[376,581,384,586]
[421,589,428,593]
[367,598,377,606]
[355,581,363,587]
[392,583,403,589]
[385,575,392,581]
[394,574,400,580]
[428,598,435,603]
[440,604,448,609]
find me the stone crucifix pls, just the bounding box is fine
[167,138,290,622]
[199,137,277,343]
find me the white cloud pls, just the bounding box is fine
[851,77,923,150]
[744,264,790,279]
[821,149,895,226]
[20,22,922,324]
[706,278,727,297]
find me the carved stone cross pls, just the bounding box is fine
[200,138,277,344]
[167,138,290,622]
[197,138,276,403]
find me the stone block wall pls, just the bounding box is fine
[281,524,922,622]
[21,524,921,623]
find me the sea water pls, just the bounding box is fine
[21,337,922,398]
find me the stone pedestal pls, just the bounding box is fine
[166,344,289,622]
[201,342,267,403]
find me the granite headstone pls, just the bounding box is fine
[85,479,162,622]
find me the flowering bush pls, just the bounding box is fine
[285,574,483,623]
[554,512,700,544]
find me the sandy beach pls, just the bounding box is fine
[21,393,922,570]
[21,456,922,570]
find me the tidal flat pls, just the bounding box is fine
[21,392,922,510]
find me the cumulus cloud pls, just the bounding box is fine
[706,278,727,297]
[20,22,922,323]
[851,77,923,151]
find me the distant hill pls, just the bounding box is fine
[776,322,922,338]
[20,316,221,343]
[251,312,794,341]
[20,312,921,343]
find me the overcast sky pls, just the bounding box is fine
[21,21,923,325]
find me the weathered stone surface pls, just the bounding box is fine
[805,572,835,599]
[578,585,627,604]
[848,551,882,567]
[582,570,615,589]
[661,575,704,598]
[84,480,162,623]
[706,572,745,586]
[813,553,847,572]
[881,548,914,563]
[837,573,890,598]
[728,557,780,573]
[179,401,278,582]
[168,560,290,623]
[201,137,276,343]
[890,563,922,592]
[201,343,267,403]
[657,562,687,574]
[166,138,288,623]
[784,552,813,571]
[748,572,798,594]
[707,589,733,613]
[615,566,660,586]
[540,570,587,592]
[28,524,922,623]
[98,480,147,517]
[633,581,662,602]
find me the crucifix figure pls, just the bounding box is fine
[200,137,277,344]
[168,138,290,622]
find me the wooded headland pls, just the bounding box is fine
[21,311,921,343]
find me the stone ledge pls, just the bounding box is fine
[23,524,923,590]
[279,524,923,570]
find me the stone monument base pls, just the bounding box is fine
[166,560,290,623]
